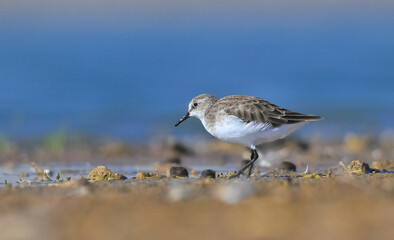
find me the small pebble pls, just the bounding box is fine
[135,172,166,179]
[278,161,297,172]
[169,167,189,177]
[347,160,371,174]
[200,169,216,179]
[87,166,127,181]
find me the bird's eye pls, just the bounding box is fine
[193,103,198,107]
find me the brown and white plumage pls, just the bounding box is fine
[175,94,322,177]
[176,94,322,147]
[208,95,321,128]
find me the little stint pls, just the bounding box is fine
[175,94,322,178]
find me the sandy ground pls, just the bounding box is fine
[0,172,393,240]
[0,135,393,240]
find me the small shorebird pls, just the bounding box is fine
[175,94,322,178]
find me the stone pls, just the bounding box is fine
[135,172,166,179]
[216,171,236,179]
[278,161,297,172]
[303,173,322,178]
[347,160,371,174]
[87,166,127,181]
[169,167,189,177]
[200,169,216,179]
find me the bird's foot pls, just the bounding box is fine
[228,171,243,179]
[228,168,250,179]
[229,162,255,179]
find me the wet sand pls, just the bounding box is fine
[0,135,393,240]
[0,171,393,240]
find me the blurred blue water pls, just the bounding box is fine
[0,2,393,140]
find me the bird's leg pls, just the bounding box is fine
[241,150,255,177]
[248,148,259,176]
[230,146,259,179]
[246,150,257,176]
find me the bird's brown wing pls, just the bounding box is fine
[218,95,321,127]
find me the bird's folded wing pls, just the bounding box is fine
[222,96,321,127]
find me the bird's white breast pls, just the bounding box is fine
[201,114,309,147]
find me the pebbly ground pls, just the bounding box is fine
[0,166,393,240]
[0,134,393,240]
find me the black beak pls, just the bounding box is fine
[175,112,190,127]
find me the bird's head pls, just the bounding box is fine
[175,94,218,126]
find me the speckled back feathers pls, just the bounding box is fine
[204,95,321,127]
